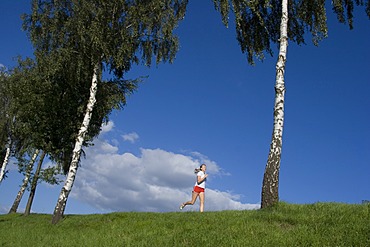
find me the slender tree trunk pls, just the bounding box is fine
[0,136,11,183]
[24,150,46,216]
[261,0,289,209]
[52,63,99,224]
[8,149,40,214]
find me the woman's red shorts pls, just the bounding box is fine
[193,186,205,193]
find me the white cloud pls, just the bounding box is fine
[97,139,118,154]
[0,205,9,214]
[122,132,139,143]
[72,138,260,213]
[101,121,115,133]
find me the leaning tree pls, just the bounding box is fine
[0,66,15,184]
[23,0,188,224]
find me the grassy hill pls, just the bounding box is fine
[0,202,369,246]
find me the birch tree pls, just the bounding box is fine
[261,0,288,209]
[0,69,21,185]
[0,68,13,183]
[0,137,11,183]
[213,0,369,208]
[8,149,40,214]
[24,150,46,216]
[23,0,188,224]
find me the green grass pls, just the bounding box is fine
[0,202,369,246]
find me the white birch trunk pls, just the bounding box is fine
[24,150,46,216]
[0,136,11,183]
[52,63,99,224]
[8,149,40,213]
[261,0,289,209]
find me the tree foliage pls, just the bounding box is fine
[23,0,188,73]
[22,0,188,173]
[213,0,369,64]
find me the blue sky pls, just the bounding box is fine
[0,1,369,214]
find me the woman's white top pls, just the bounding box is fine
[195,171,206,188]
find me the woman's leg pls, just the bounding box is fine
[181,192,199,208]
[199,192,205,212]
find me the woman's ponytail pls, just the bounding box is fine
[194,164,206,174]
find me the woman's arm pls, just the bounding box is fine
[197,174,208,184]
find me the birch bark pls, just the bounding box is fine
[52,63,99,224]
[8,149,40,213]
[0,136,11,183]
[24,150,46,216]
[261,0,289,209]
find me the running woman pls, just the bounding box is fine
[180,164,208,212]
